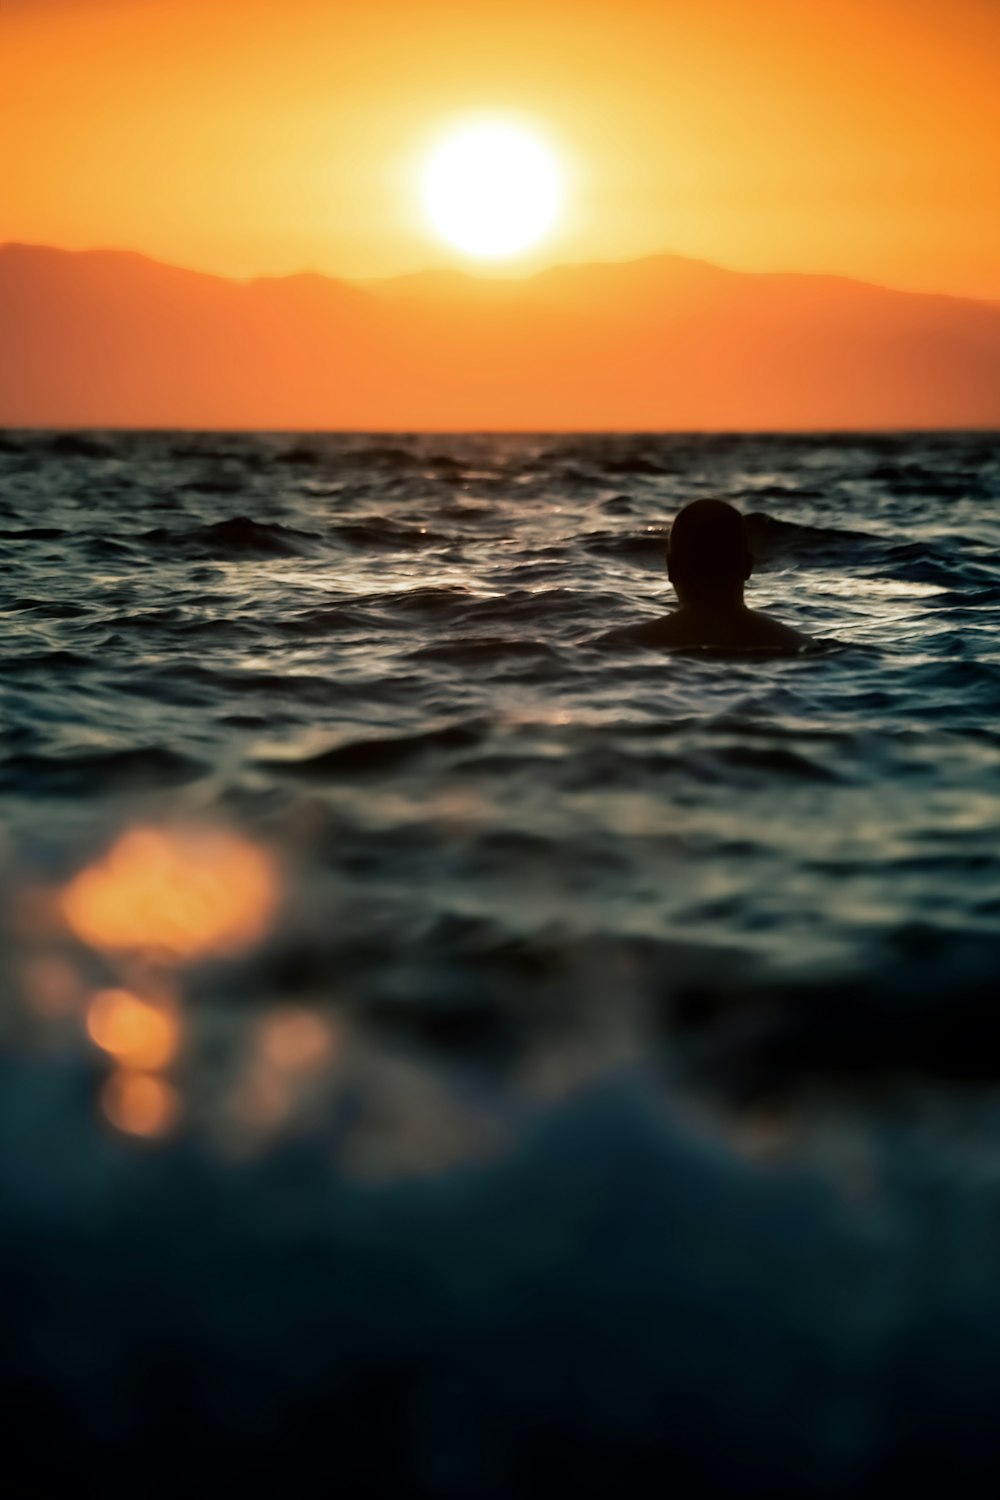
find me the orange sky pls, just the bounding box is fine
[3,0,999,297]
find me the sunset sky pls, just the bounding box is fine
[3,0,999,298]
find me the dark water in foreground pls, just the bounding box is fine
[2,429,1000,1494]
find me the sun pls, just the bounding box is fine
[422,120,564,260]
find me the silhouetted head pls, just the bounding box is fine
[667,499,752,607]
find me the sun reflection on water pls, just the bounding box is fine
[86,988,179,1071]
[258,1009,337,1073]
[19,955,85,1019]
[100,1070,179,1139]
[45,823,288,1140]
[61,825,278,961]
[16,822,492,1167]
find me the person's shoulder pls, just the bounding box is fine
[741,610,811,648]
[587,608,812,653]
[588,613,687,649]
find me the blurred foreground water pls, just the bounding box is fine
[2,429,1000,1494]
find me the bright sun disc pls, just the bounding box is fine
[423,121,563,259]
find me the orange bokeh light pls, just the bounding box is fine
[87,988,180,1070]
[61,826,278,962]
[258,1010,336,1073]
[228,1066,293,1132]
[19,955,85,1018]
[101,1070,180,1138]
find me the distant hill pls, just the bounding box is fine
[2,242,999,429]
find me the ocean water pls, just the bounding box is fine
[2,428,1000,1493]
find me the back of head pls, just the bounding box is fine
[667,499,752,606]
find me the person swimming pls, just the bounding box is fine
[597,498,810,650]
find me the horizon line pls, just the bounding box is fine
[4,423,999,437]
[4,238,997,310]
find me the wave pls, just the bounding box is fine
[705,742,842,782]
[181,476,250,497]
[547,442,672,477]
[349,586,474,618]
[341,585,597,627]
[272,605,385,635]
[742,511,879,562]
[349,444,421,467]
[276,444,324,466]
[582,528,668,563]
[44,433,114,459]
[332,518,450,549]
[0,526,68,543]
[0,597,90,618]
[879,539,1000,589]
[867,459,988,497]
[0,744,201,795]
[1,649,93,672]
[407,636,560,665]
[137,663,345,706]
[257,721,486,777]
[597,454,669,477]
[140,516,321,558]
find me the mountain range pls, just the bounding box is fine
[2,242,998,429]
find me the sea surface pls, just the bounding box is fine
[2,428,1000,1494]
